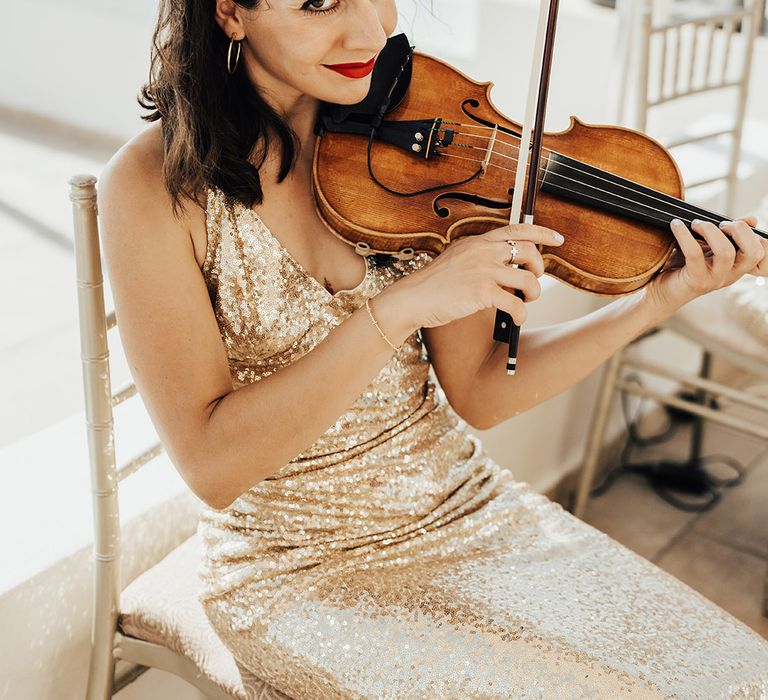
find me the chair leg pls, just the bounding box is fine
[573,350,624,520]
[688,350,712,463]
[86,556,120,699]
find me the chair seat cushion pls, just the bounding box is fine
[728,276,768,345]
[119,532,289,700]
[663,286,768,378]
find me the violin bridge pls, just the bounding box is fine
[481,124,498,176]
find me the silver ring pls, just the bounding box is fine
[506,239,519,266]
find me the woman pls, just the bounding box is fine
[98,0,768,697]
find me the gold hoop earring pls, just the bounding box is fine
[227,33,242,75]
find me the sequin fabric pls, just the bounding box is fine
[196,186,768,699]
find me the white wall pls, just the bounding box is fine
[4,0,767,140]
[0,0,156,141]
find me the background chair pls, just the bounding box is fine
[571,0,768,615]
[630,0,765,213]
[574,0,767,513]
[70,174,292,700]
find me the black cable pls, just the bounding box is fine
[365,128,484,198]
[587,373,745,512]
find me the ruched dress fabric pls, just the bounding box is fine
[196,186,768,699]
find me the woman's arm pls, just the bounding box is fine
[424,217,767,431]
[457,288,661,430]
[99,134,418,510]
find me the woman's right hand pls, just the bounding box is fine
[395,223,565,330]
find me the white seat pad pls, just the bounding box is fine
[119,532,291,700]
[664,286,768,377]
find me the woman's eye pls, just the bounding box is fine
[301,0,339,14]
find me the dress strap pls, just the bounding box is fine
[202,186,225,301]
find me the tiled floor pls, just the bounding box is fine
[581,414,768,640]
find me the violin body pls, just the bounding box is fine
[312,51,720,296]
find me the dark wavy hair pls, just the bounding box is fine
[138,0,298,215]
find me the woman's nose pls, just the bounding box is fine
[341,0,388,53]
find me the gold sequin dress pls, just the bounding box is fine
[196,186,768,699]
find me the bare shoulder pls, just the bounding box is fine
[99,122,170,218]
[98,122,209,266]
[97,121,200,309]
[102,122,162,183]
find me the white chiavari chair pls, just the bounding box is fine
[71,174,291,699]
[635,0,765,212]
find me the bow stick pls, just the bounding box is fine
[492,0,562,375]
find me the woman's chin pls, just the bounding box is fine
[319,77,373,105]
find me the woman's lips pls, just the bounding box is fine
[322,57,376,79]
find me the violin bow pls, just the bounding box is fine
[492,0,562,375]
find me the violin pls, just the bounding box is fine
[312,32,766,371]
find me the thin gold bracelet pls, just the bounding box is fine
[365,297,401,352]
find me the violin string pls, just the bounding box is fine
[441,148,710,228]
[435,152,677,228]
[442,134,733,228]
[452,140,517,154]
[446,132,726,225]
[385,120,733,227]
[435,150,719,230]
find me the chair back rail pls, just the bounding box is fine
[623,353,768,410]
[118,442,165,482]
[112,382,138,407]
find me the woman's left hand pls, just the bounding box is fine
[645,215,768,314]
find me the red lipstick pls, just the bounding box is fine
[322,57,376,79]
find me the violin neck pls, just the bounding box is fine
[540,152,768,241]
